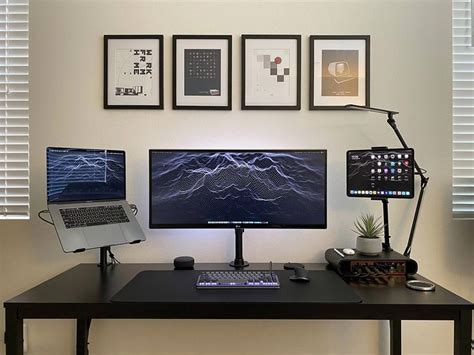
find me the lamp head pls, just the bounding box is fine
[345,104,399,116]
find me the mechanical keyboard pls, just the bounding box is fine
[196,271,280,289]
[60,205,129,229]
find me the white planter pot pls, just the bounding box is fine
[356,236,382,256]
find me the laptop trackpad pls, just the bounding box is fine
[83,224,126,248]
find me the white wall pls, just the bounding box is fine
[1,0,473,354]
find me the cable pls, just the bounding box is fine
[38,210,54,225]
[108,248,121,264]
[416,168,428,175]
[130,203,138,216]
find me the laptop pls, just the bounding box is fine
[47,147,146,253]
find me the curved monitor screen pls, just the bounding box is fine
[149,150,327,229]
[47,147,126,203]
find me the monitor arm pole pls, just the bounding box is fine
[346,105,430,257]
[98,246,112,270]
[230,228,249,268]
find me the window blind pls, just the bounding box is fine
[0,0,28,219]
[453,0,474,219]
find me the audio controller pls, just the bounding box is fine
[325,249,418,286]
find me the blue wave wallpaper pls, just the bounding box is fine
[47,148,125,203]
[150,151,326,227]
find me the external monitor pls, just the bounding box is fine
[149,150,327,229]
[346,148,414,199]
[149,150,327,267]
[47,147,126,203]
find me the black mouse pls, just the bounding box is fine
[289,267,310,283]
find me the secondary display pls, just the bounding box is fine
[346,148,414,199]
[149,150,327,228]
[47,147,125,203]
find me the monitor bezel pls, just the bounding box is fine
[46,147,126,204]
[346,147,415,200]
[149,149,327,229]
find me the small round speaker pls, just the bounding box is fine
[174,256,195,270]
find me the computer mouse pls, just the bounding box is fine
[343,248,355,256]
[289,267,310,283]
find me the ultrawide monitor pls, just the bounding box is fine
[149,150,327,229]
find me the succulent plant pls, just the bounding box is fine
[352,213,384,239]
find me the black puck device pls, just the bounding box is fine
[174,256,195,270]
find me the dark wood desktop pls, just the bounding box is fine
[4,263,472,355]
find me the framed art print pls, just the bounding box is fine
[310,35,370,110]
[173,35,232,110]
[242,35,301,110]
[104,35,164,109]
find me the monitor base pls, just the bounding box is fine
[229,260,250,268]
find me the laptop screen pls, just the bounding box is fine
[47,147,126,203]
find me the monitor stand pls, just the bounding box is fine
[229,228,249,268]
[98,246,112,271]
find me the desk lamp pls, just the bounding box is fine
[345,104,429,257]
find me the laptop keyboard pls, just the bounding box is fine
[60,205,129,229]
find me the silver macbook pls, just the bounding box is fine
[46,147,146,253]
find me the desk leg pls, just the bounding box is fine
[390,320,402,355]
[454,310,471,355]
[76,318,91,355]
[5,307,23,355]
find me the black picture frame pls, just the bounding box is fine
[104,35,164,110]
[241,34,301,110]
[309,35,370,110]
[173,35,232,110]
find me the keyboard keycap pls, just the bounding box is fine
[196,271,280,289]
[60,205,129,229]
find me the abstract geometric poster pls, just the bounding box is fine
[174,35,231,110]
[243,35,301,110]
[184,49,221,96]
[253,50,291,97]
[104,35,163,109]
[321,50,358,97]
[310,35,369,110]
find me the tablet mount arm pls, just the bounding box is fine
[371,193,391,252]
[346,104,429,257]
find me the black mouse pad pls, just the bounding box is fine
[111,270,361,304]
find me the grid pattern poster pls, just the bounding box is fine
[174,36,231,109]
[184,49,221,96]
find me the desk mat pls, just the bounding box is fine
[111,270,361,304]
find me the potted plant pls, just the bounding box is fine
[353,213,384,256]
